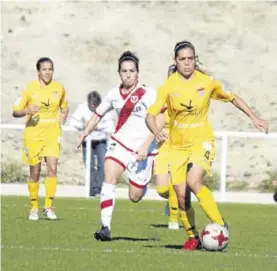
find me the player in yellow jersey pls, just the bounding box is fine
[146,40,269,250]
[155,65,196,232]
[12,57,69,221]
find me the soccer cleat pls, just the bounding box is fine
[94,226,111,241]
[183,237,201,250]
[168,221,179,230]
[43,208,57,220]
[28,209,39,221]
[223,219,229,230]
[164,202,170,216]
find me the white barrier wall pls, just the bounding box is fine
[1,124,277,202]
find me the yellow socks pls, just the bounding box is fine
[168,184,178,222]
[28,181,39,210]
[196,186,224,226]
[179,209,198,237]
[44,176,57,208]
[156,185,169,198]
[28,177,58,210]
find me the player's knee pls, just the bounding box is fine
[30,167,40,181]
[129,193,142,203]
[177,195,186,211]
[156,185,169,199]
[188,181,202,194]
[30,175,40,182]
[103,177,117,185]
[104,169,120,185]
[47,166,57,177]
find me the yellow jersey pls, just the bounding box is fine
[148,70,235,149]
[13,80,68,140]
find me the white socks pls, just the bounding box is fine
[100,182,116,230]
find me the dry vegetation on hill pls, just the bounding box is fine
[1,1,277,186]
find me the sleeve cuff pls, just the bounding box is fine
[95,111,103,118]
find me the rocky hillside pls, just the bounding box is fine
[1,1,277,186]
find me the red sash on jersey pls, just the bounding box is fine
[114,87,146,133]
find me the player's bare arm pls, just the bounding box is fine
[145,113,168,143]
[60,107,69,125]
[12,104,40,118]
[135,113,164,161]
[231,94,269,133]
[77,113,101,148]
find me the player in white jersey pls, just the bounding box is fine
[78,51,160,241]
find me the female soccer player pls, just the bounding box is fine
[155,65,196,234]
[146,40,269,250]
[12,57,69,221]
[78,51,161,241]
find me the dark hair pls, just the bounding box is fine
[174,40,196,58]
[87,91,101,106]
[36,57,54,71]
[168,64,177,77]
[172,40,207,74]
[118,51,139,72]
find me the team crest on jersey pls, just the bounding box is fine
[196,88,205,97]
[130,95,139,103]
[52,90,59,97]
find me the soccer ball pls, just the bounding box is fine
[200,223,229,251]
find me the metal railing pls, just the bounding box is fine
[1,124,277,201]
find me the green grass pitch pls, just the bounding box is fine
[1,196,277,271]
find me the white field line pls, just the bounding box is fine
[1,204,276,218]
[1,184,276,204]
[1,245,277,259]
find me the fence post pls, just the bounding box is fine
[220,135,228,202]
[85,139,92,198]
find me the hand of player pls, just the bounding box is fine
[134,145,148,161]
[25,104,40,115]
[155,130,168,143]
[77,131,89,148]
[252,117,269,134]
[60,113,67,125]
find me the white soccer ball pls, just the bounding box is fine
[200,223,229,251]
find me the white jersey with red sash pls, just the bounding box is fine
[96,82,157,153]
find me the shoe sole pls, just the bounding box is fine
[168,226,179,230]
[43,214,57,220]
[94,232,111,242]
[42,211,57,220]
[28,217,39,221]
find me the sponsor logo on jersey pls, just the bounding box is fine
[180,100,194,111]
[41,99,50,107]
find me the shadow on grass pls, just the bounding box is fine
[145,245,229,254]
[112,236,160,242]
[145,244,183,250]
[149,224,184,229]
